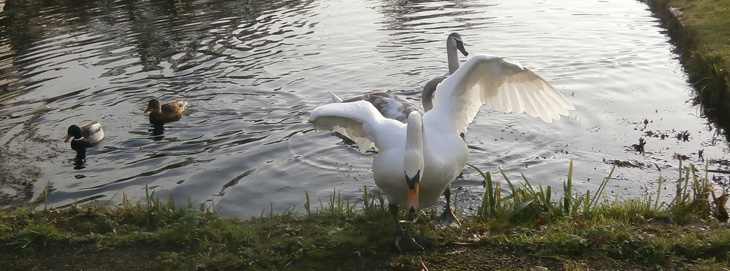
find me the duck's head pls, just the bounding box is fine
[145,99,161,113]
[404,112,425,212]
[448,32,469,57]
[65,125,83,142]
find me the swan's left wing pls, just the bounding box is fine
[429,54,575,134]
[309,100,404,152]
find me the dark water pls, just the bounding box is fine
[0,0,727,218]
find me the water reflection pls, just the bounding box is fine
[150,124,165,139]
[0,0,728,218]
[73,158,86,170]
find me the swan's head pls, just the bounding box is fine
[448,33,469,57]
[404,112,425,212]
[65,125,82,142]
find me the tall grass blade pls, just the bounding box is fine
[469,164,495,217]
[589,165,615,211]
[564,160,574,215]
[654,175,664,211]
[498,167,517,194]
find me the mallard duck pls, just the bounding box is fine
[310,55,574,251]
[328,33,469,122]
[145,99,188,124]
[65,121,104,161]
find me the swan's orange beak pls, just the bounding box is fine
[407,182,419,213]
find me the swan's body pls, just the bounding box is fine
[310,54,574,251]
[145,99,188,124]
[65,121,104,161]
[329,33,469,123]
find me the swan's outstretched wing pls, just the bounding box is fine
[428,54,574,134]
[309,100,405,152]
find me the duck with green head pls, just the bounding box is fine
[65,121,104,161]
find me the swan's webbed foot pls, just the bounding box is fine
[435,205,461,229]
[390,203,431,252]
[395,230,430,252]
[434,187,461,229]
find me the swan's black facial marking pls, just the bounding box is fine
[404,170,421,189]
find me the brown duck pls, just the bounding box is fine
[145,99,188,124]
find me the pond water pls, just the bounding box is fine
[1,0,728,218]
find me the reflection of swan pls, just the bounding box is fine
[145,99,188,124]
[65,121,104,162]
[310,55,574,251]
[329,33,469,123]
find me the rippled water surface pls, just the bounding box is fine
[1,0,727,217]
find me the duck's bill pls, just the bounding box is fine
[64,134,72,142]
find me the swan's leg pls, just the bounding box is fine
[390,203,426,252]
[435,187,461,228]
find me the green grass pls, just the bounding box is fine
[470,160,729,268]
[1,162,729,270]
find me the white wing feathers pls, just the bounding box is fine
[309,100,405,152]
[430,55,574,134]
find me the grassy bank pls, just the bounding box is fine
[645,0,730,139]
[1,162,729,270]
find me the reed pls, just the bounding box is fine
[474,160,720,225]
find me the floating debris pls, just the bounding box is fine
[699,149,704,162]
[632,138,646,153]
[604,159,649,169]
[676,130,691,142]
[673,153,690,161]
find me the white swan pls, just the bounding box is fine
[309,54,574,251]
[329,33,469,123]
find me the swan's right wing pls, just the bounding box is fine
[309,100,404,152]
[429,55,574,134]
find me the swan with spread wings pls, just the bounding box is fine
[309,54,574,251]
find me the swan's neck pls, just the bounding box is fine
[446,40,460,74]
[421,82,436,112]
[404,112,425,180]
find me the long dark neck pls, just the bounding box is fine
[447,41,460,74]
[421,78,440,112]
